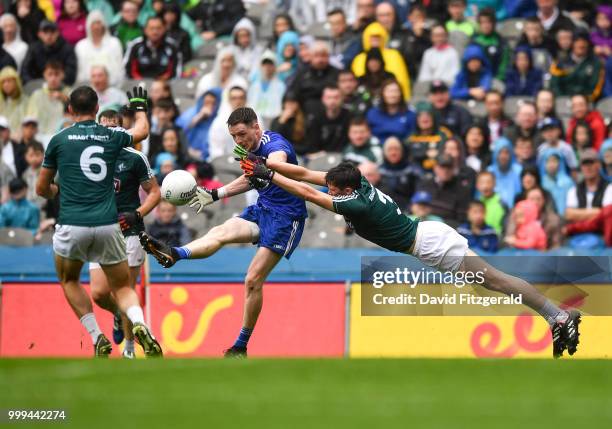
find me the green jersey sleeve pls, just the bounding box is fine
[332,192,367,216]
[109,127,133,148]
[42,136,58,169]
[131,148,154,183]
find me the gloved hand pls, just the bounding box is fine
[126,86,148,113]
[233,144,248,160]
[118,210,142,232]
[241,158,275,181]
[188,186,219,214]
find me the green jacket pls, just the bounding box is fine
[550,55,605,101]
[480,193,507,235]
[446,19,476,37]
[471,32,510,81]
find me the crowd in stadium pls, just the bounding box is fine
[0,0,610,252]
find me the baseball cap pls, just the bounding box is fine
[430,80,449,93]
[260,49,276,65]
[537,117,562,131]
[22,117,38,126]
[579,148,599,164]
[411,191,432,205]
[436,154,454,167]
[0,116,9,129]
[39,20,58,32]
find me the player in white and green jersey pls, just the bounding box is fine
[36,86,162,357]
[240,156,582,359]
[88,110,161,359]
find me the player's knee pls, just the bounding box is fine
[209,225,230,244]
[244,273,264,293]
[90,288,108,305]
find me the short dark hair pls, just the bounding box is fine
[227,107,258,126]
[327,8,345,17]
[525,16,541,25]
[155,97,175,111]
[349,116,369,128]
[338,69,356,78]
[229,86,247,96]
[98,109,123,127]
[26,141,44,154]
[44,60,64,72]
[485,89,503,100]
[145,15,164,27]
[323,84,340,93]
[9,177,27,194]
[325,162,362,190]
[469,200,485,210]
[69,86,98,115]
[477,7,496,23]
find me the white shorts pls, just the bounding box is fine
[411,221,469,272]
[53,223,127,265]
[89,235,144,270]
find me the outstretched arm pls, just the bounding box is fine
[266,159,327,186]
[272,172,334,211]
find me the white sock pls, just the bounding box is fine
[125,339,135,353]
[126,305,145,325]
[80,313,102,344]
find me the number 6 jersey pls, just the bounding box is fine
[332,177,419,253]
[42,120,133,226]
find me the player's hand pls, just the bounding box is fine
[118,210,142,232]
[240,158,274,181]
[233,145,249,160]
[188,186,219,214]
[127,86,148,113]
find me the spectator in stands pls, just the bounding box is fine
[287,41,339,117]
[21,20,77,85]
[0,44,17,73]
[147,200,191,247]
[505,46,544,97]
[21,140,45,208]
[417,24,460,85]
[536,0,575,38]
[353,0,376,33]
[338,69,372,117]
[208,86,247,160]
[188,0,245,42]
[0,67,28,133]
[539,148,574,214]
[471,8,511,81]
[488,137,522,208]
[601,137,612,182]
[465,124,491,173]
[230,18,260,80]
[592,6,612,59]
[506,0,538,18]
[535,89,560,123]
[1,14,28,72]
[417,154,471,227]
[402,5,432,80]
[89,65,128,112]
[446,0,476,37]
[148,97,178,160]
[550,31,605,101]
[193,161,224,192]
[176,88,221,161]
[379,137,418,209]
[466,0,507,21]
[327,9,358,69]
[247,51,285,128]
[504,101,539,142]
[518,17,556,70]
[154,152,176,184]
[162,2,192,64]
[124,16,181,80]
[275,30,300,83]
[351,22,410,101]
[287,0,325,34]
[480,89,513,144]
[0,152,14,203]
[88,0,114,24]
[195,46,247,112]
[366,79,415,142]
[270,13,296,51]
[0,116,26,178]
[406,101,451,171]
[0,177,39,233]
[553,26,574,63]
[57,0,88,46]
[357,48,395,103]
[537,117,578,171]
[443,137,477,192]
[304,85,350,154]
[565,148,612,222]
[457,200,499,253]
[26,61,70,140]
[18,117,39,146]
[342,117,382,165]
[516,185,563,248]
[111,0,143,49]
[570,121,594,158]
[565,204,612,247]
[514,135,537,167]
[155,127,189,169]
[270,93,306,155]
[75,11,123,87]
[450,44,492,101]
[514,165,548,206]
[429,80,472,138]
[10,0,46,44]
[566,94,606,151]
[408,191,443,221]
[476,170,506,235]
[504,199,547,250]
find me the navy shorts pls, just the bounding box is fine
[239,204,305,259]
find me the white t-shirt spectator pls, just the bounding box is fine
[566,182,612,209]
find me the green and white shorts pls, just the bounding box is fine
[53,223,127,265]
[89,235,145,270]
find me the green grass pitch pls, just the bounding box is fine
[2,359,612,429]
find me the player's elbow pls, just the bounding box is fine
[35,180,47,198]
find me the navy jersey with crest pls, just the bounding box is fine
[251,131,307,219]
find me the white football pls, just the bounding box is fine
[161,170,197,206]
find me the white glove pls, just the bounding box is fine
[188,187,218,214]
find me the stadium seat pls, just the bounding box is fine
[306,22,331,40]
[456,99,486,118]
[412,81,431,98]
[596,97,612,116]
[183,59,213,78]
[448,31,470,57]
[171,79,198,98]
[305,152,343,171]
[178,205,210,234]
[491,79,506,94]
[504,96,535,118]
[211,155,242,175]
[555,96,573,118]
[174,97,196,111]
[195,40,230,59]
[0,228,34,247]
[245,1,266,24]
[23,79,44,96]
[497,18,525,47]
[122,78,154,92]
[35,230,54,245]
[301,214,348,248]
